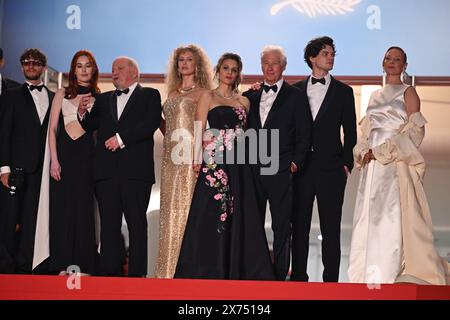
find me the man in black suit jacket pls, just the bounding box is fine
[291,36,357,282]
[0,48,21,101]
[0,48,54,273]
[0,48,21,272]
[78,56,161,277]
[243,46,311,280]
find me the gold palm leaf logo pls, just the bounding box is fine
[270,0,361,18]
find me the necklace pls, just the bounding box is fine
[214,89,235,100]
[177,84,196,94]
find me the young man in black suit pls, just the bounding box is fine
[243,46,311,280]
[0,48,54,274]
[78,56,161,277]
[291,36,357,282]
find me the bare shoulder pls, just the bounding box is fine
[196,87,210,95]
[404,86,419,99]
[197,90,215,108]
[191,87,210,101]
[238,94,250,111]
[199,90,214,101]
[167,90,178,99]
[404,86,420,113]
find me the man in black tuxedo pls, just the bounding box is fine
[291,36,357,282]
[243,46,311,280]
[78,56,161,277]
[0,48,20,101]
[0,48,54,273]
[0,48,21,272]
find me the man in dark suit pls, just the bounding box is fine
[0,48,21,272]
[0,48,54,274]
[78,56,161,277]
[291,36,357,282]
[0,48,20,101]
[243,46,311,280]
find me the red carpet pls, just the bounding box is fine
[0,275,449,300]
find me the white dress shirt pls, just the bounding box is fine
[117,82,137,119]
[306,73,331,121]
[0,81,49,175]
[27,81,50,124]
[259,78,284,127]
[115,81,138,148]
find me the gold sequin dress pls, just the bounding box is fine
[155,96,197,278]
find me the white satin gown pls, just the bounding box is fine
[348,84,410,283]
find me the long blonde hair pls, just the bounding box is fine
[165,44,213,94]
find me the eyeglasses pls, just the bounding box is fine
[21,60,44,67]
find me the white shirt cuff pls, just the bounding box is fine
[116,133,125,149]
[0,166,11,175]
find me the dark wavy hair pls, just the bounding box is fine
[65,50,100,99]
[303,36,336,69]
[20,48,47,67]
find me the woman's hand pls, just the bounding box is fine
[50,159,62,181]
[87,96,96,110]
[78,93,92,117]
[362,149,376,167]
[192,164,201,177]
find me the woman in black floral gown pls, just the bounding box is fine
[174,53,275,280]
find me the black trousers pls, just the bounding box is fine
[291,162,347,282]
[255,170,292,281]
[95,177,152,277]
[0,169,44,274]
[0,185,16,273]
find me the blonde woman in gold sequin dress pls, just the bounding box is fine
[155,45,213,278]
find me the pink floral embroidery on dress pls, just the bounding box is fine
[202,106,247,233]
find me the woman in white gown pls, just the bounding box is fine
[348,47,450,285]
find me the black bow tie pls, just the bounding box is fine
[311,77,326,85]
[115,88,129,96]
[28,84,44,92]
[263,84,278,93]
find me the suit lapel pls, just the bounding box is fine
[43,86,52,123]
[314,76,336,122]
[109,91,118,122]
[1,78,5,96]
[22,84,42,125]
[119,84,140,121]
[263,81,287,128]
[253,89,263,129]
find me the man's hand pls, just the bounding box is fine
[105,136,120,152]
[344,165,350,178]
[290,162,298,173]
[0,173,10,188]
[251,82,262,91]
